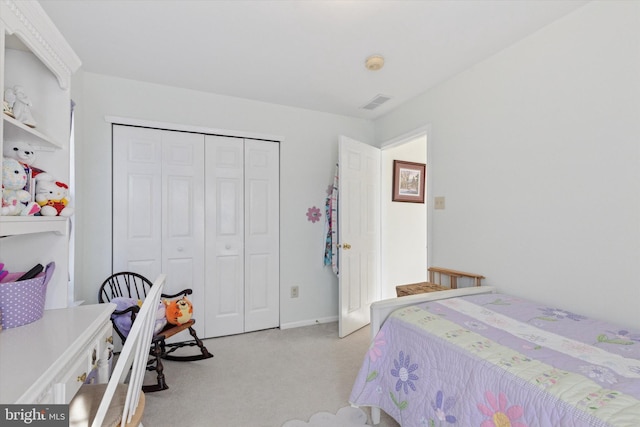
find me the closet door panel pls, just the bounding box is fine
[246,253,269,308]
[215,254,243,316]
[113,126,205,338]
[244,140,280,332]
[113,125,163,280]
[218,179,241,239]
[205,135,244,337]
[162,132,205,338]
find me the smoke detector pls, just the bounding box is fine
[365,54,385,71]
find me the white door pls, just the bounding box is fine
[244,139,280,332]
[113,125,205,337]
[160,131,205,335]
[204,136,280,337]
[204,135,245,336]
[113,126,162,277]
[338,136,381,338]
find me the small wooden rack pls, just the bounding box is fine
[396,282,448,297]
[428,267,484,289]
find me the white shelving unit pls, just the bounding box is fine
[0,215,68,236]
[3,114,63,150]
[1,0,80,308]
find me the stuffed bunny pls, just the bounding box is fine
[2,157,40,216]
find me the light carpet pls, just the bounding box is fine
[141,322,400,426]
[282,406,369,427]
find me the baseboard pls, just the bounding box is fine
[280,315,338,330]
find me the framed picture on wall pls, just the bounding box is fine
[392,160,425,203]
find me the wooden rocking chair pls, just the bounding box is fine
[98,272,213,393]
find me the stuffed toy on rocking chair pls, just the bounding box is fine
[98,272,213,392]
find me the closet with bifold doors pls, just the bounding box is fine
[112,124,279,339]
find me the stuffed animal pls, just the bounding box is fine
[2,140,45,179]
[3,140,36,164]
[2,157,40,216]
[164,296,193,325]
[35,173,74,217]
[10,86,36,128]
[4,87,16,118]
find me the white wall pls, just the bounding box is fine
[374,1,640,328]
[381,136,427,299]
[72,1,640,330]
[72,72,374,328]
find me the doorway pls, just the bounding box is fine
[380,130,429,299]
[336,128,429,337]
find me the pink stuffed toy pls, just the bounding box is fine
[2,157,40,216]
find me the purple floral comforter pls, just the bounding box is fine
[349,293,640,426]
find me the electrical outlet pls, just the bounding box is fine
[291,286,299,298]
[434,196,445,210]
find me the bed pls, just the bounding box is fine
[349,287,640,426]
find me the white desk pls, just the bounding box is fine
[0,303,116,404]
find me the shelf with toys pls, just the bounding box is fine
[2,104,67,236]
[1,134,72,235]
[1,1,80,237]
[2,107,71,235]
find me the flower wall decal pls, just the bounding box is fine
[306,206,322,223]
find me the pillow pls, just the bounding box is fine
[111,297,167,338]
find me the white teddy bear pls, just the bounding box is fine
[3,140,37,165]
[2,140,46,179]
[35,173,74,217]
[1,157,40,216]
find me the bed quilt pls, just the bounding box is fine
[349,293,640,426]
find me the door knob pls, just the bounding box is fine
[225,244,231,250]
[340,243,351,250]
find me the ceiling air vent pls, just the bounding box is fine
[361,94,391,110]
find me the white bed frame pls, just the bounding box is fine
[368,286,497,424]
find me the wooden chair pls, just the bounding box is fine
[98,272,213,392]
[69,274,166,427]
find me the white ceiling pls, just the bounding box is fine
[39,0,589,120]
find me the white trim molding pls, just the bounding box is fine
[279,315,338,330]
[105,115,284,143]
[1,0,81,89]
